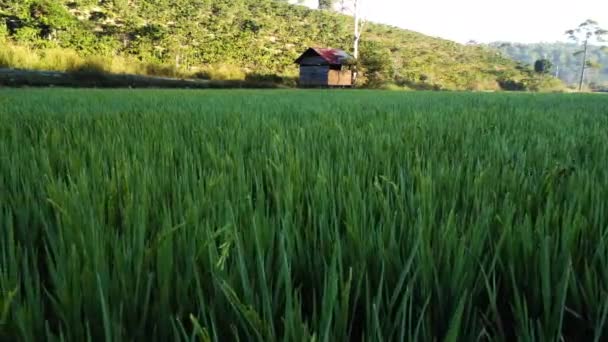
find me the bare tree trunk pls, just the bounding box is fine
[352,0,361,86]
[353,0,360,60]
[578,39,588,91]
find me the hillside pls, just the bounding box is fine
[1,0,546,90]
[490,42,608,89]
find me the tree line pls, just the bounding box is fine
[491,20,608,90]
[1,0,536,90]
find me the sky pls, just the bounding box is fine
[295,0,608,44]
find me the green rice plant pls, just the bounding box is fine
[0,89,607,341]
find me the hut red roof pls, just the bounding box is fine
[295,47,352,65]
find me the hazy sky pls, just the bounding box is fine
[295,0,608,44]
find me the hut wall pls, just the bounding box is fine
[299,65,329,86]
[328,70,352,86]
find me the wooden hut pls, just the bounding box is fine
[295,47,354,87]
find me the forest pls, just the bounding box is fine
[491,42,608,89]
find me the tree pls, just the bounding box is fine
[329,0,363,59]
[358,41,394,87]
[566,19,608,91]
[318,0,336,10]
[534,59,553,77]
[336,0,358,13]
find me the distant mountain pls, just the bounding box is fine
[489,42,608,88]
[1,0,539,90]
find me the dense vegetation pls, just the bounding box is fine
[0,0,551,90]
[490,42,608,89]
[1,89,608,341]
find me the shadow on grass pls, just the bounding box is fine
[0,68,282,89]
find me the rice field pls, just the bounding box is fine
[1,89,608,341]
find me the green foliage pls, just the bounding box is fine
[586,60,602,69]
[534,59,553,75]
[0,41,187,77]
[524,75,565,92]
[0,44,40,68]
[318,0,336,10]
[12,26,40,43]
[1,89,608,340]
[0,0,531,90]
[491,41,608,88]
[195,63,247,81]
[0,20,7,41]
[27,0,74,29]
[357,41,394,87]
[497,78,527,91]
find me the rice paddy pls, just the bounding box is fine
[1,89,607,341]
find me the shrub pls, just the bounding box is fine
[145,62,182,78]
[0,21,7,41]
[358,43,395,88]
[0,42,191,79]
[498,78,527,91]
[380,83,409,91]
[69,55,111,76]
[195,63,246,81]
[105,56,141,75]
[13,27,40,43]
[530,77,566,92]
[245,73,283,83]
[466,78,500,91]
[0,44,39,69]
[38,48,82,71]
